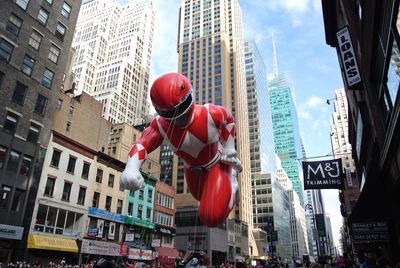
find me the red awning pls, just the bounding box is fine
[154,247,180,258]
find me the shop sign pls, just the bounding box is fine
[152,239,161,247]
[81,239,121,256]
[336,26,362,88]
[155,225,176,235]
[125,217,155,229]
[87,227,98,237]
[351,221,389,243]
[302,159,344,190]
[128,248,153,260]
[125,233,134,242]
[88,207,125,223]
[0,224,24,240]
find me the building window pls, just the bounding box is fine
[61,181,72,201]
[0,39,14,63]
[0,146,7,169]
[92,192,100,208]
[46,0,53,4]
[0,71,4,90]
[77,187,86,205]
[137,205,142,219]
[12,81,28,105]
[41,68,54,88]
[44,177,56,197]
[3,112,19,134]
[21,54,35,76]
[6,14,23,36]
[105,196,112,211]
[146,208,151,220]
[66,156,76,173]
[177,182,184,194]
[128,202,133,216]
[27,123,40,143]
[116,199,123,214]
[48,45,60,63]
[56,22,66,40]
[108,174,114,188]
[50,149,61,167]
[139,189,144,200]
[16,0,29,10]
[37,8,49,25]
[81,162,90,179]
[29,30,42,50]
[96,169,103,183]
[66,121,71,132]
[6,150,20,172]
[34,94,48,115]
[62,2,72,19]
[386,38,400,106]
[11,188,25,212]
[0,185,12,209]
[148,189,152,203]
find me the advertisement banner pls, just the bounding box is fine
[128,248,153,260]
[97,219,104,238]
[302,159,344,189]
[81,239,121,256]
[108,222,116,240]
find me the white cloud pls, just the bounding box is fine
[307,96,324,107]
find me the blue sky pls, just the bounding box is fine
[121,0,345,250]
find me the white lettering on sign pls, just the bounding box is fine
[337,26,361,87]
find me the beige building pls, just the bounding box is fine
[107,122,160,179]
[174,0,253,263]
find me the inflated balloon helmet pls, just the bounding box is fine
[150,73,194,127]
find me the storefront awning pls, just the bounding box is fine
[28,234,78,253]
[154,247,180,258]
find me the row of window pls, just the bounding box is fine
[0,145,33,177]
[127,202,152,220]
[16,0,72,19]
[0,38,56,89]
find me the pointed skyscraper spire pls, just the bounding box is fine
[272,31,279,78]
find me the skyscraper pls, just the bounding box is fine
[269,72,304,206]
[244,40,276,176]
[175,0,253,262]
[72,0,155,124]
[0,0,81,259]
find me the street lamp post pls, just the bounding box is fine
[305,203,320,258]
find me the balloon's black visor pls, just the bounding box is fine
[155,91,193,119]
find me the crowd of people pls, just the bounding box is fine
[1,252,399,268]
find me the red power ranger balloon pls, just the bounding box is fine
[120,73,242,227]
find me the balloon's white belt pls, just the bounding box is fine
[184,149,222,173]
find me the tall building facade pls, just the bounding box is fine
[244,40,276,176]
[0,0,81,262]
[175,0,253,263]
[329,88,359,255]
[269,73,304,206]
[72,0,155,124]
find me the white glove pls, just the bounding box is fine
[120,167,144,191]
[221,148,243,172]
